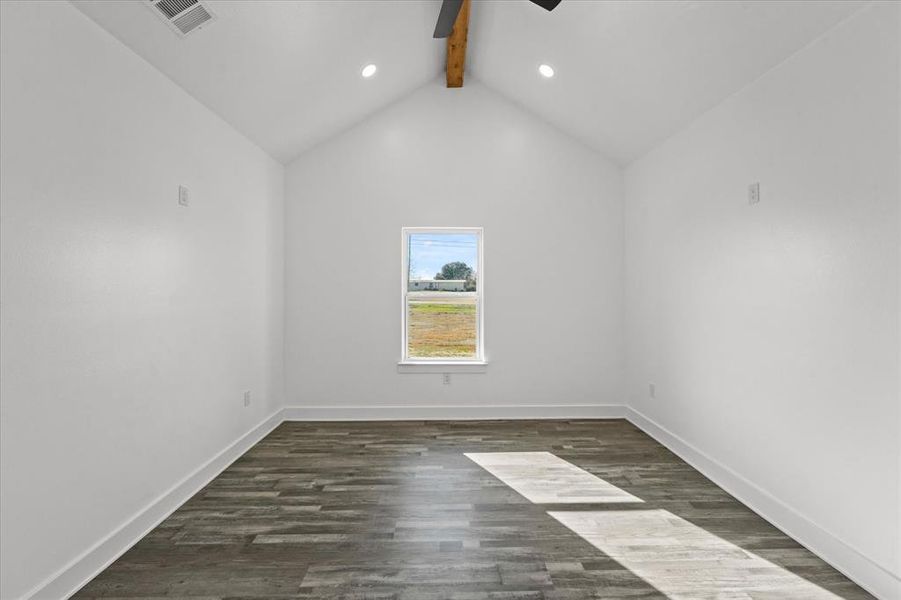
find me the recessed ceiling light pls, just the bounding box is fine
[361,64,377,78]
[538,64,555,78]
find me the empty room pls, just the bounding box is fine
[0,0,898,598]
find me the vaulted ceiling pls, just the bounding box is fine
[72,0,865,164]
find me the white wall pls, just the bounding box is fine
[0,2,284,598]
[285,81,623,414]
[3,0,896,597]
[624,3,899,597]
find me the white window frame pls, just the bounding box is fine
[400,227,485,366]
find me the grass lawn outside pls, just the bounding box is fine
[407,300,477,358]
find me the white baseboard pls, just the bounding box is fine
[283,404,627,421]
[25,409,284,600]
[21,404,620,599]
[625,407,900,600]
[24,405,897,600]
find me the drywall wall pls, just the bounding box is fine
[0,2,284,597]
[624,3,899,597]
[284,81,623,413]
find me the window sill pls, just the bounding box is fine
[397,361,488,374]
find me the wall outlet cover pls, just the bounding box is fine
[748,182,760,204]
[178,185,190,207]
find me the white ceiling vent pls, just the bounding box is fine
[144,0,215,37]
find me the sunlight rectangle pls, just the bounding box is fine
[548,509,842,600]
[465,452,642,504]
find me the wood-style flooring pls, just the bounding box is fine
[75,420,873,599]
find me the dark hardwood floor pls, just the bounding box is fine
[75,420,873,599]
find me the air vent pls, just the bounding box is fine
[172,4,213,34]
[144,0,215,37]
[155,0,196,19]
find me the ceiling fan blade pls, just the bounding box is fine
[528,0,563,10]
[433,0,464,38]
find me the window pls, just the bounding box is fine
[401,228,483,363]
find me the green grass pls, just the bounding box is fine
[409,303,476,314]
[407,302,477,358]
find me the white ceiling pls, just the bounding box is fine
[72,0,866,165]
[468,0,866,162]
[72,0,446,162]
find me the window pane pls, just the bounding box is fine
[407,297,477,358]
[408,233,478,293]
[405,231,480,360]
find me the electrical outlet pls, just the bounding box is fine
[649,383,656,399]
[443,373,451,385]
[243,390,251,407]
[178,185,190,207]
[748,182,760,205]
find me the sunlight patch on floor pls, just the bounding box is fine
[465,452,643,504]
[548,509,842,600]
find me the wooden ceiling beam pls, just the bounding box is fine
[445,0,470,88]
